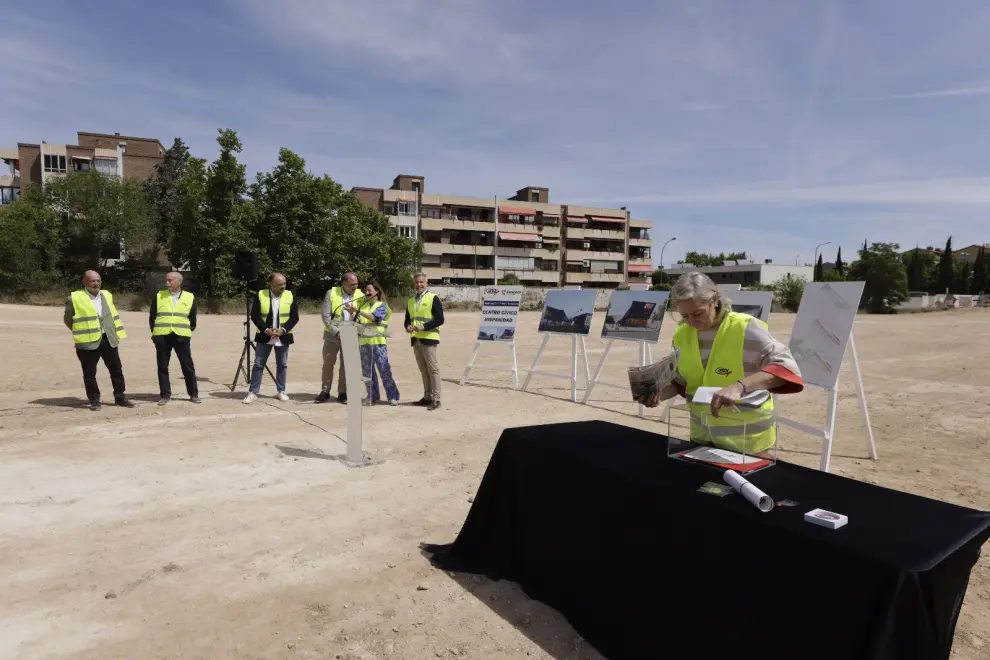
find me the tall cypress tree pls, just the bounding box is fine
[835,246,844,276]
[937,236,954,293]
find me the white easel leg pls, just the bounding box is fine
[819,385,839,472]
[580,337,590,386]
[581,339,613,404]
[848,334,878,460]
[510,341,519,390]
[638,341,647,419]
[460,341,481,386]
[521,333,550,392]
[570,335,579,402]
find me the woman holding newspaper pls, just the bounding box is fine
[640,272,804,452]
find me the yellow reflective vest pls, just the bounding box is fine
[257,289,294,333]
[358,300,390,346]
[70,290,127,344]
[672,311,775,453]
[407,292,440,342]
[326,286,366,323]
[152,290,194,337]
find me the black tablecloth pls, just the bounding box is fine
[427,420,990,660]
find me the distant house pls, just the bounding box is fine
[616,301,657,328]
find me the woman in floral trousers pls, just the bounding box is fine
[354,280,400,405]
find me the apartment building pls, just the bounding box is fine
[1,131,165,206]
[352,175,654,288]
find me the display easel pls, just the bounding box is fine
[461,339,520,389]
[582,339,655,418]
[776,332,876,472]
[520,333,591,402]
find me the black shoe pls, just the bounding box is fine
[428,400,441,411]
[315,391,330,403]
[115,397,135,408]
[157,397,170,406]
[190,395,201,404]
[337,393,348,404]
[89,400,102,411]
[413,398,431,406]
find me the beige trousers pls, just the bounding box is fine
[321,338,346,394]
[412,341,440,402]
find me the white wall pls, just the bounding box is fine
[758,264,814,285]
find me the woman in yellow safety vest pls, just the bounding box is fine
[640,271,804,453]
[353,280,400,406]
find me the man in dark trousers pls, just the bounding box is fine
[150,271,200,405]
[63,270,135,411]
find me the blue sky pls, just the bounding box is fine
[4,1,990,267]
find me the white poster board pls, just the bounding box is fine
[778,282,877,472]
[600,290,669,344]
[476,285,522,342]
[729,291,773,324]
[462,285,523,388]
[521,289,596,402]
[789,282,862,389]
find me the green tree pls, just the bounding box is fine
[167,156,209,276]
[248,148,419,297]
[772,274,806,312]
[681,251,747,267]
[937,236,954,293]
[650,268,666,287]
[823,268,845,282]
[0,185,63,293]
[952,259,971,295]
[971,245,988,294]
[848,242,908,313]
[834,246,845,276]
[814,254,824,281]
[146,137,191,249]
[44,169,155,272]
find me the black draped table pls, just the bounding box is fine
[426,420,990,660]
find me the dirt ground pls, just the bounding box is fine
[1,303,988,660]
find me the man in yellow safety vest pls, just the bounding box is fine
[62,270,135,411]
[405,272,445,410]
[244,272,299,403]
[316,271,365,403]
[150,271,200,405]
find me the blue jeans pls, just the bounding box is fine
[250,342,289,393]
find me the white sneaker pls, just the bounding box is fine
[243,392,257,404]
[276,392,289,402]
[389,399,398,406]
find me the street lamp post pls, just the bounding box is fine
[813,241,832,280]
[660,236,676,283]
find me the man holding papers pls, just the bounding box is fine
[640,272,803,453]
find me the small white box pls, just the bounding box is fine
[804,508,848,530]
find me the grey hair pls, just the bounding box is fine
[413,272,428,281]
[670,271,731,323]
[167,271,183,284]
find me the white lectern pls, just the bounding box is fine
[329,319,382,468]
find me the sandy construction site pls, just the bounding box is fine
[1,302,988,659]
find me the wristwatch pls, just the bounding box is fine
[739,381,750,397]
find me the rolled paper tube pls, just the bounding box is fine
[723,469,774,513]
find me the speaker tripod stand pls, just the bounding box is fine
[230,289,277,391]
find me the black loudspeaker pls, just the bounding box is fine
[234,250,258,282]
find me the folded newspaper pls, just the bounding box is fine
[628,351,679,401]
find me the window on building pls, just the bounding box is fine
[421,208,441,219]
[383,203,397,215]
[0,187,20,205]
[530,191,539,202]
[43,154,67,173]
[507,214,521,222]
[94,159,118,177]
[412,181,421,193]
[497,256,535,271]
[398,201,417,216]
[396,226,417,240]
[72,158,90,172]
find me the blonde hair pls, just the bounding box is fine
[670,271,731,324]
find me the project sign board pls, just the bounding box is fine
[538,289,598,335]
[476,285,523,342]
[729,290,773,323]
[788,282,865,389]
[601,290,670,343]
